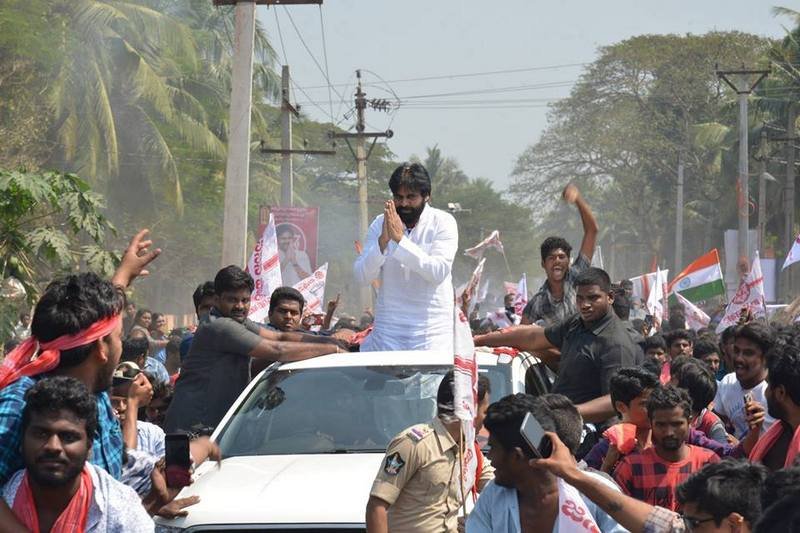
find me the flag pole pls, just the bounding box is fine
[501,249,512,276]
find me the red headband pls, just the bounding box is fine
[0,314,122,390]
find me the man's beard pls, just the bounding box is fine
[659,436,682,451]
[397,203,425,227]
[767,397,785,421]
[28,454,87,487]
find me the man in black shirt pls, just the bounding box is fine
[165,266,345,433]
[474,268,642,424]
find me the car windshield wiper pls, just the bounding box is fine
[323,448,383,454]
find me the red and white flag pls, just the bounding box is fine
[629,270,669,303]
[513,274,528,315]
[293,263,328,315]
[672,291,710,331]
[783,234,800,271]
[557,478,601,533]
[646,266,667,328]
[716,251,766,333]
[247,214,283,323]
[453,306,478,501]
[457,258,487,305]
[464,230,504,260]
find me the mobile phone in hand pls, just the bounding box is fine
[743,392,754,406]
[165,433,192,488]
[520,412,553,458]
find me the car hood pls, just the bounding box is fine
[158,454,383,528]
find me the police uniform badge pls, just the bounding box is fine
[383,452,405,476]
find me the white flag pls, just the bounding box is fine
[716,251,767,333]
[463,230,504,260]
[673,291,710,331]
[292,263,328,315]
[556,478,601,533]
[783,234,800,271]
[453,307,478,499]
[629,269,669,303]
[646,266,666,328]
[457,258,487,305]
[247,214,283,323]
[513,274,528,315]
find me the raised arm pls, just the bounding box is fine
[248,339,341,362]
[473,325,555,353]
[563,183,598,261]
[532,432,664,533]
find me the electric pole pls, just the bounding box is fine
[329,70,394,310]
[716,66,769,278]
[675,152,684,274]
[770,110,799,299]
[260,65,335,205]
[214,0,322,267]
[757,128,768,253]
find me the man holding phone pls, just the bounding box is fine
[466,393,625,533]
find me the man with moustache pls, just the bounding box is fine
[749,324,800,470]
[474,268,642,424]
[3,377,152,532]
[613,385,719,511]
[354,162,459,352]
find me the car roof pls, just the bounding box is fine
[277,349,507,370]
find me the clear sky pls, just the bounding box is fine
[257,0,786,191]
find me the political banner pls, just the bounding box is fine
[514,274,528,315]
[672,291,710,331]
[247,213,283,323]
[716,251,767,333]
[453,306,478,501]
[293,263,328,315]
[271,206,320,286]
[463,230,504,260]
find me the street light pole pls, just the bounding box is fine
[716,66,769,278]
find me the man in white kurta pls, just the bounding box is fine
[354,163,458,352]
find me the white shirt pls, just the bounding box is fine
[354,204,458,352]
[279,248,312,286]
[713,372,776,439]
[466,473,627,533]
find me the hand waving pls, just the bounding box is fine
[112,229,162,288]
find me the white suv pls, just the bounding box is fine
[155,349,553,532]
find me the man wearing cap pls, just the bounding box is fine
[366,372,493,533]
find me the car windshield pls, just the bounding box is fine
[216,363,511,456]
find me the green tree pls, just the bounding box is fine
[0,169,118,338]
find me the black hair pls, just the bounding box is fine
[134,308,152,324]
[268,286,306,315]
[674,361,717,416]
[484,393,557,459]
[693,339,720,359]
[276,224,296,237]
[668,312,687,331]
[669,355,695,379]
[641,357,663,376]
[609,367,658,415]
[755,493,800,533]
[765,325,800,406]
[610,284,631,321]
[30,273,125,369]
[677,459,768,527]
[21,376,98,441]
[761,466,800,510]
[734,322,775,357]
[665,329,693,349]
[643,335,667,353]
[150,312,164,328]
[720,325,737,344]
[573,267,612,294]
[214,265,255,295]
[192,281,215,310]
[388,162,432,198]
[539,394,582,455]
[647,385,692,420]
[437,370,491,416]
[540,237,572,263]
[121,337,148,364]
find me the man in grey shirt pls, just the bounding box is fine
[164,266,345,433]
[522,183,598,327]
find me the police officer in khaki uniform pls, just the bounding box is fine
[366,371,494,533]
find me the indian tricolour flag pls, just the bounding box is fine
[668,249,725,303]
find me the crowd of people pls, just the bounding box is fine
[1,161,800,532]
